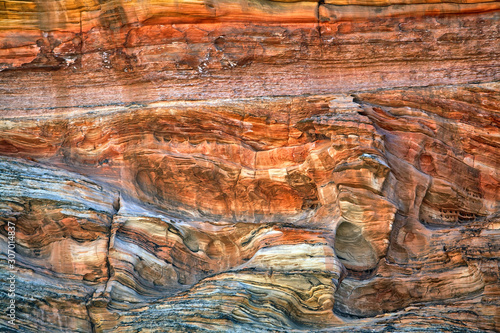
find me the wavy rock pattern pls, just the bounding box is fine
[0,0,499,332]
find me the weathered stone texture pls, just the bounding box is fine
[0,1,499,332]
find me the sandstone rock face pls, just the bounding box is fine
[0,1,499,332]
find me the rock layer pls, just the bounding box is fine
[0,1,499,332]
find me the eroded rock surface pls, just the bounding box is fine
[0,1,499,332]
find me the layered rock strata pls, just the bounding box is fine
[0,0,499,108]
[0,0,499,332]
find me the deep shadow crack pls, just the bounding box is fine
[316,0,325,38]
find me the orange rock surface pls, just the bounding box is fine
[0,1,499,332]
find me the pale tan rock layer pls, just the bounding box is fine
[1,81,499,332]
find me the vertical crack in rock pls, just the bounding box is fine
[106,192,121,284]
[316,0,325,38]
[85,191,121,332]
[85,294,97,333]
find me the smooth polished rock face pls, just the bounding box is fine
[0,1,499,332]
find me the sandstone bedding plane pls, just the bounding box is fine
[0,0,499,332]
